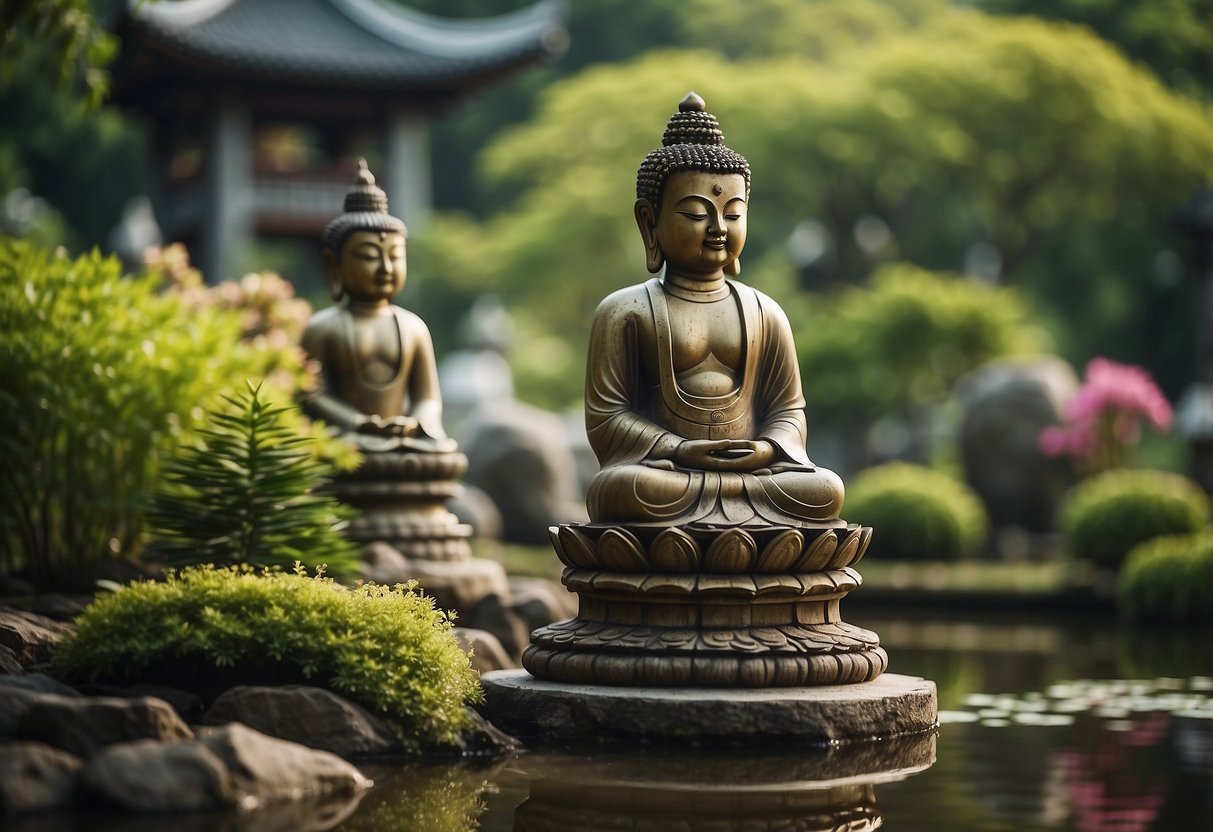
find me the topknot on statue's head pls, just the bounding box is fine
[322,159,407,255]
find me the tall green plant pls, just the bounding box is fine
[147,383,358,579]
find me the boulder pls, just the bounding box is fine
[0,672,80,697]
[0,741,81,815]
[0,646,22,675]
[360,540,412,585]
[463,594,529,662]
[453,628,515,674]
[507,577,577,631]
[0,608,72,667]
[196,722,372,809]
[79,683,204,722]
[451,706,521,757]
[461,401,588,545]
[0,674,81,740]
[18,694,193,756]
[958,356,1078,538]
[200,686,401,759]
[80,738,232,812]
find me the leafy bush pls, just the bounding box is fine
[146,383,359,579]
[0,241,249,587]
[1118,533,1213,624]
[0,240,341,589]
[1059,470,1209,570]
[844,462,989,560]
[53,565,480,751]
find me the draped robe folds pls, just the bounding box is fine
[585,278,845,527]
[300,305,451,453]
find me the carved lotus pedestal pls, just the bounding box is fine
[331,450,506,611]
[483,521,938,746]
[522,523,888,687]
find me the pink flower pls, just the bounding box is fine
[1038,358,1171,474]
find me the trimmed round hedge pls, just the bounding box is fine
[1118,533,1213,624]
[844,462,989,560]
[53,565,480,752]
[1059,470,1209,570]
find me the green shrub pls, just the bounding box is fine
[845,462,989,560]
[53,565,480,751]
[146,383,358,579]
[1118,533,1213,624]
[1059,470,1209,570]
[0,240,311,589]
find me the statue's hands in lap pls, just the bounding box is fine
[359,414,419,438]
[672,439,778,473]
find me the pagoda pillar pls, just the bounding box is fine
[202,100,253,281]
[384,112,431,231]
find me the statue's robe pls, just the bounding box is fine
[301,305,451,453]
[585,278,844,527]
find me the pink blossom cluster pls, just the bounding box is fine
[1039,358,1172,471]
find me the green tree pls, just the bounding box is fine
[1,0,115,109]
[985,0,1213,97]
[794,262,1049,421]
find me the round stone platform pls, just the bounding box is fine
[480,669,937,746]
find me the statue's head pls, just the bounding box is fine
[321,159,408,302]
[635,92,751,277]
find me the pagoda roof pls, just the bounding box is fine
[113,0,567,94]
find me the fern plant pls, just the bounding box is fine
[146,382,359,578]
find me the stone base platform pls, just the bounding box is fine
[480,669,937,746]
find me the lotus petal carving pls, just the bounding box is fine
[703,528,756,573]
[650,527,700,571]
[597,527,647,571]
[558,526,598,568]
[797,529,838,571]
[756,528,804,572]
[830,529,861,569]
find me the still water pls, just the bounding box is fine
[341,613,1213,831]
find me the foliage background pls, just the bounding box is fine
[3,0,1211,471]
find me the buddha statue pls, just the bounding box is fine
[522,94,886,688]
[302,158,455,457]
[585,91,845,528]
[301,161,507,608]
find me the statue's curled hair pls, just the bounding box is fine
[636,92,750,210]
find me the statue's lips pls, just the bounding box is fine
[704,240,727,250]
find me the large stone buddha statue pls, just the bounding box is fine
[585,92,845,528]
[522,94,887,689]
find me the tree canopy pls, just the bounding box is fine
[412,12,1212,408]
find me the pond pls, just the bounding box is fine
[340,612,1213,831]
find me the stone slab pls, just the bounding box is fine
[479,670,937,746]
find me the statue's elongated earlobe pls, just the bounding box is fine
[322,248,346,301]
[725,256,741,277]
[635,199,663,274]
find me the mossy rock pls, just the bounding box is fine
[53,566,480,752]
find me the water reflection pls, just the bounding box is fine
[501,732,936,831]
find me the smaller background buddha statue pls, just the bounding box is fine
[300,161,485,597]
[302,159,455,457]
